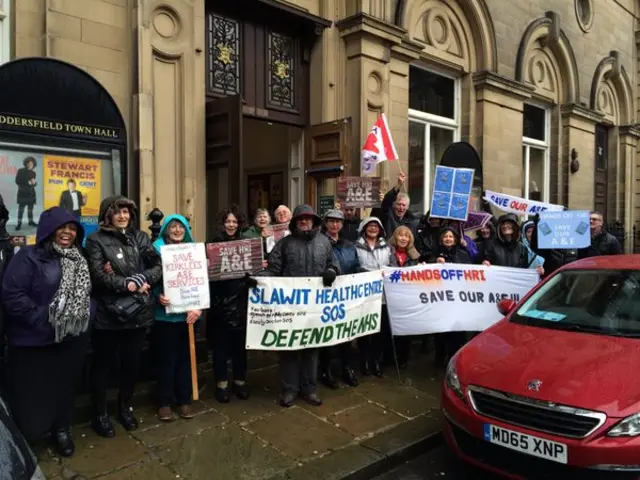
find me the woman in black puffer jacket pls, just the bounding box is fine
[85,196,162,438]
[207,204,251,404]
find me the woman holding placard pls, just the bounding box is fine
[209,204,252,404]
[152,214,202,421]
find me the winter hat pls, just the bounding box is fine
[324,209,345,221]
[357,216,386,237]
[289,204,322,231]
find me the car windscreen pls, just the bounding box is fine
[510,269,640,337]
[0,395,38,480]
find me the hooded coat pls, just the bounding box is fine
[85,196,163,330]
[354,217,391,271]
[521,220,545,270]
[208,228,250,332]
[1,207,91,346]
[153,214,197,323]
[415,211,441,262]
[428,226,472,264]
[263,205,339,277]
[481,214,529,268]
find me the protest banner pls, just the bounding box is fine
[206,238,263,281]
[384,264,539,335]
[463,211,492,232]
[272,223,290,242]
[160,243,210,314]
[537,210,590,249]
[246,270,383,350]
[484,190,563,216]
[336,176,381,208]
[430,166,474,221]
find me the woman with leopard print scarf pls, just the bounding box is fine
[1,206,93,458]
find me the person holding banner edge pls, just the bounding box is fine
[354,217,392,377]
[208,205,252,404]
[151,214,202,421]
[255,204,339,408]
[319,209,362,389]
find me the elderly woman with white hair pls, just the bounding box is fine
[274,205,292,225]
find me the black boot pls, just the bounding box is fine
[320,369,339,389]
[342,367,359,387]
[91,408,115,438]
[372,360,383,378]
[14,222,21,231]
[52,428,75,457]
[117,397,138,431]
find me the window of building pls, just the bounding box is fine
[0,0,9,65]
[408,67,459,213]
[522,104,550,202]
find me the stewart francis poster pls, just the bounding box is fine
[43,155,101,237]
[383,264,539,334]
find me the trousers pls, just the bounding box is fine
[279,348,319,395]
[152,321,192,406]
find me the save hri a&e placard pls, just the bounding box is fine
[245,271,383,350]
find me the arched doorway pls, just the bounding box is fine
[0,57,127,244]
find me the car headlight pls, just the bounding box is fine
[445,357,465,401]
[607,413,640,437]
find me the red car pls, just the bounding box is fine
[442,255,640,479]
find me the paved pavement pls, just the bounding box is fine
[34,349,445,480]
[373,444,494,479]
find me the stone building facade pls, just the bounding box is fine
[2,0,640,246]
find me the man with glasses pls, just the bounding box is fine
[577,211,621,259]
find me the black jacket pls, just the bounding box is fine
[208,232,249,332]
[59,190,84,215]
[577,231,622,259]
[85,196,162,330]
[264,227,339,277]
[415,214,440,262]
[339,217,360,243]
[481,214,528,268]
[428,245,472,265]
[379,188,419,238]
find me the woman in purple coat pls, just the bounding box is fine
[1,207,92,457]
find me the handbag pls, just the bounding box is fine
[106,294,151,324]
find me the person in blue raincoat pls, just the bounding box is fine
[521,220,545,271]
[152,215,202,421]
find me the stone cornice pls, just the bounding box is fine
[390,38,424,62]
[619,124,640,138]
[472,71,534,100]
[336,13,406,44]
[560,103,604,124]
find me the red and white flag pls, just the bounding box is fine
[361,114,398,175]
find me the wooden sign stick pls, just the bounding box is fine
[188,323,199,401]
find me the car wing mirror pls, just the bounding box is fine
[497,299,516,316]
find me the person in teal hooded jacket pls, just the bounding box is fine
[521,220,545,271]
[152,214,202,421]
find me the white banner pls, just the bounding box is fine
[246,271,383,350]
[384,264,539,335]
[160,243,210,314]
[484,190,563,216]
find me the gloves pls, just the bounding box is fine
[245,273,258,289]
[322,268,337,287]
[533,213,540,224]
[125,273,146,289]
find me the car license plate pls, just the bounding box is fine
[483,424,568,464]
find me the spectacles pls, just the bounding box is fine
[589,217,601,222]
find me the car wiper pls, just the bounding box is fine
[540,322,607,334]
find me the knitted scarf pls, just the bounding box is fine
[48,244,92,343]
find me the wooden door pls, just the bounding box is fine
[594,125,608,215]
[304,118,351,211]
[206,94,243,208]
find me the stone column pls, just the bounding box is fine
[473,72,533,197]
[559,105,603,210]
[619,125,640,250]
[336,14,405,180]
[134,0,206,239]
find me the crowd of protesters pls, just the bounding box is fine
[0,176,623,459]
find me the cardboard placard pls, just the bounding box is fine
[337,177,381,208]
[206,238,264,281]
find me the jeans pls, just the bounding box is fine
[90,328,147,409]
[211,329,247,383]
[152,321,192,407]
[279,349,319,396]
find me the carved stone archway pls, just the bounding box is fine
[590,51,634,125]
[515,12,579,104]
[394,0,497,73]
